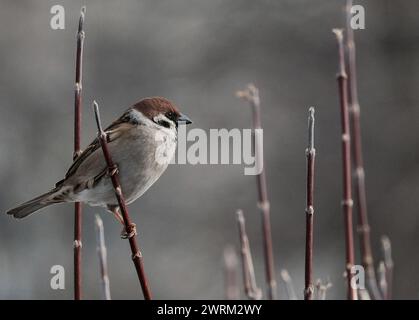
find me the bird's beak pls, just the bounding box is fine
[178,113,192,125]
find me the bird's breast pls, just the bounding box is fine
[116,126,177,203]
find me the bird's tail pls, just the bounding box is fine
[6,187,64,219]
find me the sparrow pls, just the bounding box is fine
[7,97,192,235]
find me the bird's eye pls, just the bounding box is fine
[158,119,171,128]
[166,112,176,121]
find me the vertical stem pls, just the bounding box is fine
[377,261,387,300]
[236,84,277,300]
[95,214,111,300]
[280,270,298,300]
[93,101,152,300]
[315,279,332,300]
[236,210,262,300]
[73,6,86,300]
[345,0,381,300]
[304,107,316,300]
[223,245,240,300]
[333,29,358,300]
[381,236,393,299]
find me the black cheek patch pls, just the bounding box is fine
[158,120,171,128]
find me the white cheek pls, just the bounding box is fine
[130,109,153,125]
[153,114,176,130]
[130,109,177,164]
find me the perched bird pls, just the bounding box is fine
[7,97,191,235]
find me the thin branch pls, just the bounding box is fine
[280,270,298,300]
[333,28,357,300]
[377,261,387,300]
[73,6,86,300]
[315,279,332,300]
[93,101,152,300]
[223,245,240,300]
[236,84,277,300]
[345,0,381,300]
[381,235,393,299]
[94,214,111,300]
[358,288,371,300]
[304,107,316,300]
[236,209,262,300]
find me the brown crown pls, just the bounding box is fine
[132,97,180,120]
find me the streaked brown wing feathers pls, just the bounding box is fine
[61,116,134,183]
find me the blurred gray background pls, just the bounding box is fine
[1,0,418,299]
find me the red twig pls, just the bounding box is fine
[73,6,86,300]
[345,0,381,300]
[333,29,357,300]
[93,101,152,300]
[236,210,262,300]
[304,107,316,300]
[236,84,277,300]
[95,214,111,300]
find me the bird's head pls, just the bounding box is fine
[132,97,192,130]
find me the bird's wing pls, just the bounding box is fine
[56,114,134,188]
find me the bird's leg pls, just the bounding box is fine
[107,205,137,239]
[108,205,124,224]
